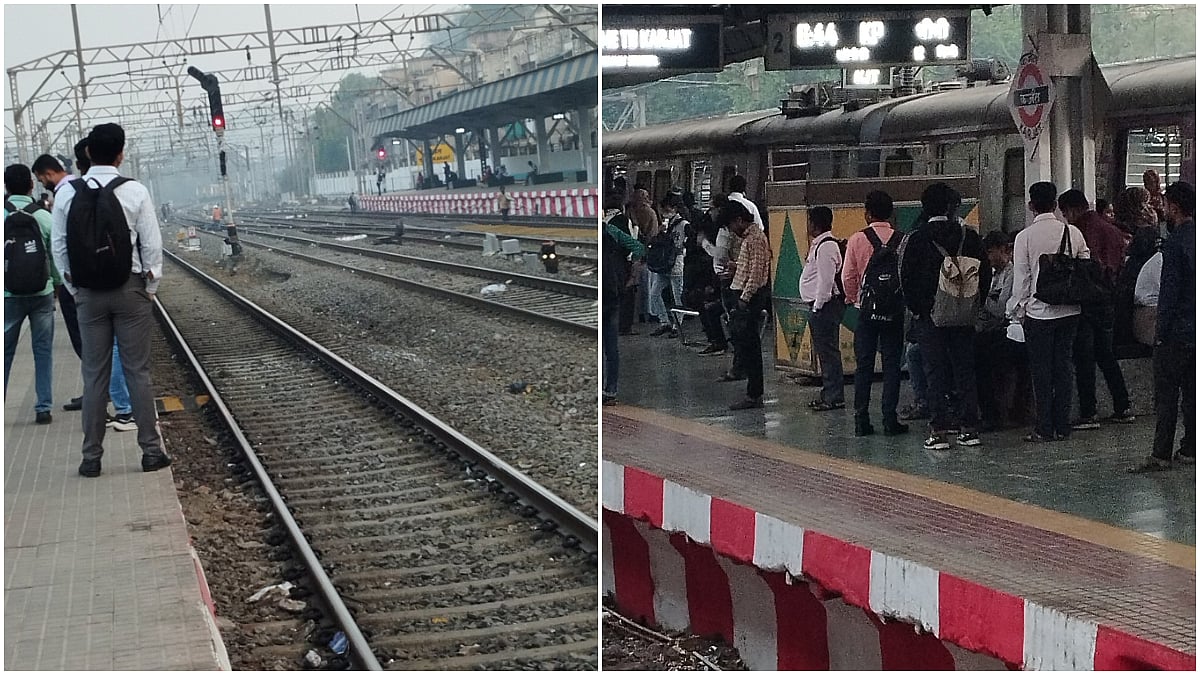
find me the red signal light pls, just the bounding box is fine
[376,148,386,160]
[212,115,225,130]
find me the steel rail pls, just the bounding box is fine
[189,229,597,335]
[152,269,382,671]
[162,250,598,553]
[244,229,596,297]
[247,208,595,230]
[237,211,599,246]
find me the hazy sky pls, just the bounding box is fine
[1,3,487,149]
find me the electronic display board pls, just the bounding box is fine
[764,11,970,71]
[601,15,723,74]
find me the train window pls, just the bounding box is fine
[653,169,672,204]
[769,148,809,182]
[690,161,713,206]
[934,142,977,176]
[1125,127,1183,187]
[1001,149,1025,234]
[884,148,915,177]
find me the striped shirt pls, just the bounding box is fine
[733,226,771,302]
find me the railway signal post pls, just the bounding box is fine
[188,66,243,262]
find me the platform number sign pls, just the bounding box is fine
[765,11,970,70]
[1009,52,1055,157]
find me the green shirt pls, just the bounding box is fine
[4,195,62,297]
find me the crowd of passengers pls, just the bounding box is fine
[602,170,1194,473]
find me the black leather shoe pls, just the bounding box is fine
[35,411,52,425]
[854,418,875,437]
[142,454,173,473]
[62,396,83,411]
[78,458,102,477]
[883,421,910,436]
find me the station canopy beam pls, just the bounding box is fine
[367,51,598,143]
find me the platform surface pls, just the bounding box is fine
[604,405,1196,656]
[4,313,225,670]
[613,329,1196,545]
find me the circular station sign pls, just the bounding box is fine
[1009,60,1055,141]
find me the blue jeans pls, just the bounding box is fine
[110,342,131,415]
[906,342,928,408]
[602,308,619,397]
[4,294,56,412]
[648,272,683,325]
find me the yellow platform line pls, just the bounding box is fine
[458,224,596,241]
[607,405,1196,571]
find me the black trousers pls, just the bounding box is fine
[975,329,1030,428]
[854,317,903,421]
[916,317,979,433]
[721,284,745,377]
[618,284,637,333]
[1073,303,1131,417]
[1152,338,1195,460]
[809,302,846,405]
[730,287,770,400]
[56,287,83,359]
[700,298,728,348]
[1024,315,1079,438]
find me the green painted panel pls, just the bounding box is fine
[774,213,803,300]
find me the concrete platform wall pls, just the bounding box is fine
[602,460,1196,671]
[360,187,596,219]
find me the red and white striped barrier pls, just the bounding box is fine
[602,460,1196,671]
[360,188,596,219]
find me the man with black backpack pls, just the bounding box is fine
[843,191,908,437]
[50,123,170,477]
[4,163,62,424]
[799,206,846,412]
[900,183,991,450]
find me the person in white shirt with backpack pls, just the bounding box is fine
[50,123,171,478]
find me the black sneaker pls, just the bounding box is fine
[78,458,102,477]
[141,454,173,473]
[854,419,875,437]
[729,397,764,410]
[956,432,982,447]
[698,344,726,355]
[106,413,137,432]
[62,396,82,411]
[35,411,52,425]
[649,325,672,336]
[883,421,910,436]
[922,434,950,451]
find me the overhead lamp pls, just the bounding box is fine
[455,127,466,134]
[552,113,566,120]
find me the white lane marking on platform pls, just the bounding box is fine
[1023,601,1098,670]
[752,513,805,577]
[868,551,940,635]
[601,460,625,513]
[719,557,779,670]
[662,481,711,544]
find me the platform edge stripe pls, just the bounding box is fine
[601,460,625,513]
[1093,624,1198,670]
[662,480,712,545]
[191,548,233,670]
[752,512,805,577]
[1023,599,1099,670]
[717,555,780,670]
[868,551,940,636]
[938,572,1025,666]
[801,530,873,609]
[602,522,616,596]
[710,497,756,563]
[622,466,665,527]
[642,520,692,632]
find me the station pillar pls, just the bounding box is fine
[454,130,467,184]
[422,138,435,188]
[574,107,594,183]
[476,128,487,175]
[487,127,503,175]
[534,116,550,173]
[1021,4,1097,201]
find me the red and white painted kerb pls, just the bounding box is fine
[360,188,596,219]
[602,461,1196,671]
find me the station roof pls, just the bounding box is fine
[368,51,597,142]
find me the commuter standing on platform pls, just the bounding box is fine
[1057,189,1134,429]
[603,195,645,406]
[727,175,762,228]
[726,201,771,410]
[1008,181,1090,443]
[32,154,84,407]
[51,123,171,477]
[901,183,990,450]
[1131,181,1195,472]
[843,191,908,436]
[799,206,846,412]
[4,163,62,424]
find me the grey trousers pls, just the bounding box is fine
[74,276,166,461]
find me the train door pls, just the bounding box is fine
[652,169,672,205]
[1002,149,1026,234]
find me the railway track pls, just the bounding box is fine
[155,251,598,670]
[251,208,595,230]
[183,227,598,334]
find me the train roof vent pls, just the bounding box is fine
[780,83,825,118]
[931,80,968,92]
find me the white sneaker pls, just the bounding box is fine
[107,413,137,432]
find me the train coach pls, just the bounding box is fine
[604,55,1195,375]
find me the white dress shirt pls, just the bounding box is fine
[1008,212,1090,321]
[728,191,763,229]
[51,166,163,295]
[799,231,841,311]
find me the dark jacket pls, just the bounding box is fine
[1156,218,1194,345]
[900,217,992,319]
[1076,210,1128,285]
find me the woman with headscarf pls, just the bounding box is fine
[1113,186,1162,347]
